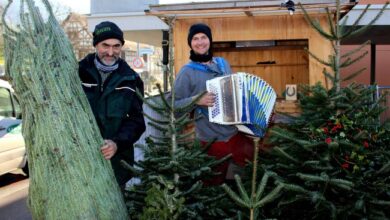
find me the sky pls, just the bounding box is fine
[50,0,90,14]
[0,0,225,15]
[52,0,224,14]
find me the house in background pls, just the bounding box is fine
[147,0,357,114]
[87,0,168,47]
[86,0,389,118]
[62,13,94,60]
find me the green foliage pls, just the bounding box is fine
[222,139,285,220]
[223,172,284,220]
[263,83,390,219]
[257,1,390,219]
[139,180,185,220]
[126,102,235,219]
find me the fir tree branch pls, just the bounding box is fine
[143,96,169,112]
[175,113,192,125]
[121,160,142,176]
[281,183,313,195]
[303,141,328,150]
[155,83,173,111]
[377,161,390,175]
[299,3,336,40]
[254,184,284,208]
[338,140,359,150]
[174,91,207,114]
[341,40,370,58]
[147,121,168,133]
[180,181,202,196]
[338,14,349,38]
[329,93,347,102]
[272,147,299,164]
[296,173,354,190]
[306,49,332,67]
[346,3,389,39]
[369,200,390,206]
[202,193,226,204]
[148,141,170,147]
[303,161,333,171]
[143,113,170,125]
[177,132,195,142]
[270,129,312,149]
[255,172,269,201]
[221,184,249,208]
[340,4,371,38]
[340,50,368,68]
[208,154,232,167]
[234,175,251,204]
[335,0,341,39]
[325,7,337,38]
[351,4,371,27]
[342,67,367,82]
[148,135,171,142]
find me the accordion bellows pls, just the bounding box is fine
[206,72,276,137]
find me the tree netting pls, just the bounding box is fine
[2,0,128,219]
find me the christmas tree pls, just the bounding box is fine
[2,0,127,219]
[222,138,286,220]
[124,18,238,219]
[259,1,390,219]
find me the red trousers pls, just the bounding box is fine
[201,132,254,185]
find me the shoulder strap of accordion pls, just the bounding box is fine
[185,57,228,76]
[214,57,229,75]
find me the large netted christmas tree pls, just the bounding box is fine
[2,0,128,219]
[257,1,390,219]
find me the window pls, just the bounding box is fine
[0,88,13,117]
[11,94,21,119]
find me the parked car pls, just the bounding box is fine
[0,79,27,176]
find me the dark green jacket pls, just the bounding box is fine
[79,53,145,185]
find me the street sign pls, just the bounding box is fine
[132,57,143,68]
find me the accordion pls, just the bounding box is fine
[206,72,276,137]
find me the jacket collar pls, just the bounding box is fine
[80,53,137,82]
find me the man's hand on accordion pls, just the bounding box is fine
[196,92,216,107]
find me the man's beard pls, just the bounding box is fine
[100,55,119,66]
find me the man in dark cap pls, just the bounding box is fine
[78,21,145,187]
[172,23,254,185]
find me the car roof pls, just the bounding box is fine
[0,79,13,91]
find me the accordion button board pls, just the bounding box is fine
[206,72,277,137]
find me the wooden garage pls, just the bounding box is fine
[148,0,355,112]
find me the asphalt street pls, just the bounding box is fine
[0,174,31,220]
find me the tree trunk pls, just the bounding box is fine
[2,0,128,219]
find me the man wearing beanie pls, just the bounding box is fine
[78,21,145,187]
[172,23,254,185]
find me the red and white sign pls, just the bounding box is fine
[132,57,144,68]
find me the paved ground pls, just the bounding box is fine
[0,174,31,220]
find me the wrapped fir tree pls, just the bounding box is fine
[2,0,128,219]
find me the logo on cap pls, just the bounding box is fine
[95,27,112,36]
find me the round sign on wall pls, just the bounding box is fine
[132,57,144,68]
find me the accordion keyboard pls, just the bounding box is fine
[206,72,277,137]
